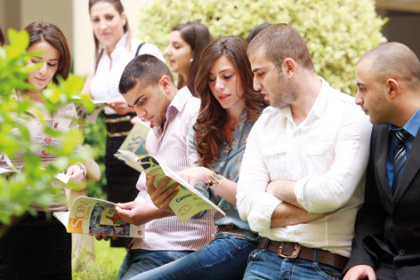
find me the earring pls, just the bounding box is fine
[190,58,194,63]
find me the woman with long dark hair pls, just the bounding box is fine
[0,21,84,280]
[165,22,212,96]
[81,0,164,249]
[136,36,268,280]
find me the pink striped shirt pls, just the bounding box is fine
[131,86,216,251]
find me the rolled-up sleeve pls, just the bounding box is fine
[237,119,282,233]
[295,111,372,213]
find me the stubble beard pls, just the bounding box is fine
[270,74,299,109]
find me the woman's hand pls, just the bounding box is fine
[177,167,211,187]
[146,175,179,213]
[66,164,84,182]
[107,96,134,115]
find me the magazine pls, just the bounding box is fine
[71,96,108,124]
[119,121,151,156]
[53,196,145,238]
[114,151,225,223]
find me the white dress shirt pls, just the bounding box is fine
[90,33,165,114]
[237,78,372,257]
[131,87,216,251]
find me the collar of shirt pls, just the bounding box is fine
[277,77,329,127]
[389,107,420,138]
[152,86,193,138]
[101,32,128,60]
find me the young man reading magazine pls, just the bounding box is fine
[97,54,215,280]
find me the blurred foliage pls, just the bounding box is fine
[82,114,107,200]
[72,240,125,280]
[0,29,95,231]
[138,0,387,95]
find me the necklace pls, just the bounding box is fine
[225,121,237,133]
[223,125,235,143]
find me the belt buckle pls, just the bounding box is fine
[277,242,301,259]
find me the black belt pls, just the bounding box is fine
[258,238,348,271]
[104,114,134,137]
[217,224,239,232]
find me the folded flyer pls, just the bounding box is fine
[53,196,145,238]
[71,96,107,124]
[114,151,225,223]
[119,121,151,156]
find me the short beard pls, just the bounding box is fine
[270,73,299,108]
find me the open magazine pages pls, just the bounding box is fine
[0,166,69,184]
[53,196,145,238]
[114,151,225,223]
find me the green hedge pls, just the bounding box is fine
[138,0,386,95]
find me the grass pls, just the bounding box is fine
[72,239,127,280]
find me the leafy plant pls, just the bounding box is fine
[82,116,107,199]
[0,29,94,236]
[138,0,387,95]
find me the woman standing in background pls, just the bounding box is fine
[81,0,164,248]
[165,22,212,96]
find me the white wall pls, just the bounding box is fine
[0,0,6,33]
[20,0,73,54]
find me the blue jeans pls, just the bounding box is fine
[129,236,258,280]
[117,248,192,280]
[244,248,343,280]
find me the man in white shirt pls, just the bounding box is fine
[98,54,215,280]
[237,23,372,279]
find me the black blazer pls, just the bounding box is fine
[344,124,420,279]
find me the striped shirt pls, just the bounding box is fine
[131,86,216,251]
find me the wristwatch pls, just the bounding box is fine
[207,171,224,188]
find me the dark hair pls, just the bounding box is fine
[0,26,5,46]
[246,23,271,43]
[89,0,129,72]
[119,54,174,94]
[247,23,315,72]
[171,22,212,96]
[193,36,267,168]
[24,22,71,83]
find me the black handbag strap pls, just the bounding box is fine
[135,42,146,56]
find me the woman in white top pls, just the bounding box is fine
[81,0,164,248]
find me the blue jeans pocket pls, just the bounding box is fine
[223,235,252,250]
[312,262,342,280]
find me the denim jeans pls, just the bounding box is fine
[117,248,192,280]
[244,248,343,280]
[129,236,258,280]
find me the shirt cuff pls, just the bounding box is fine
[248,194,281,234]
[294,176,312,212]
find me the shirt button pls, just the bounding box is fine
[399,249,405,256]
[42,150,49,156]
[45,137,51,143]
[54,122,58,128]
